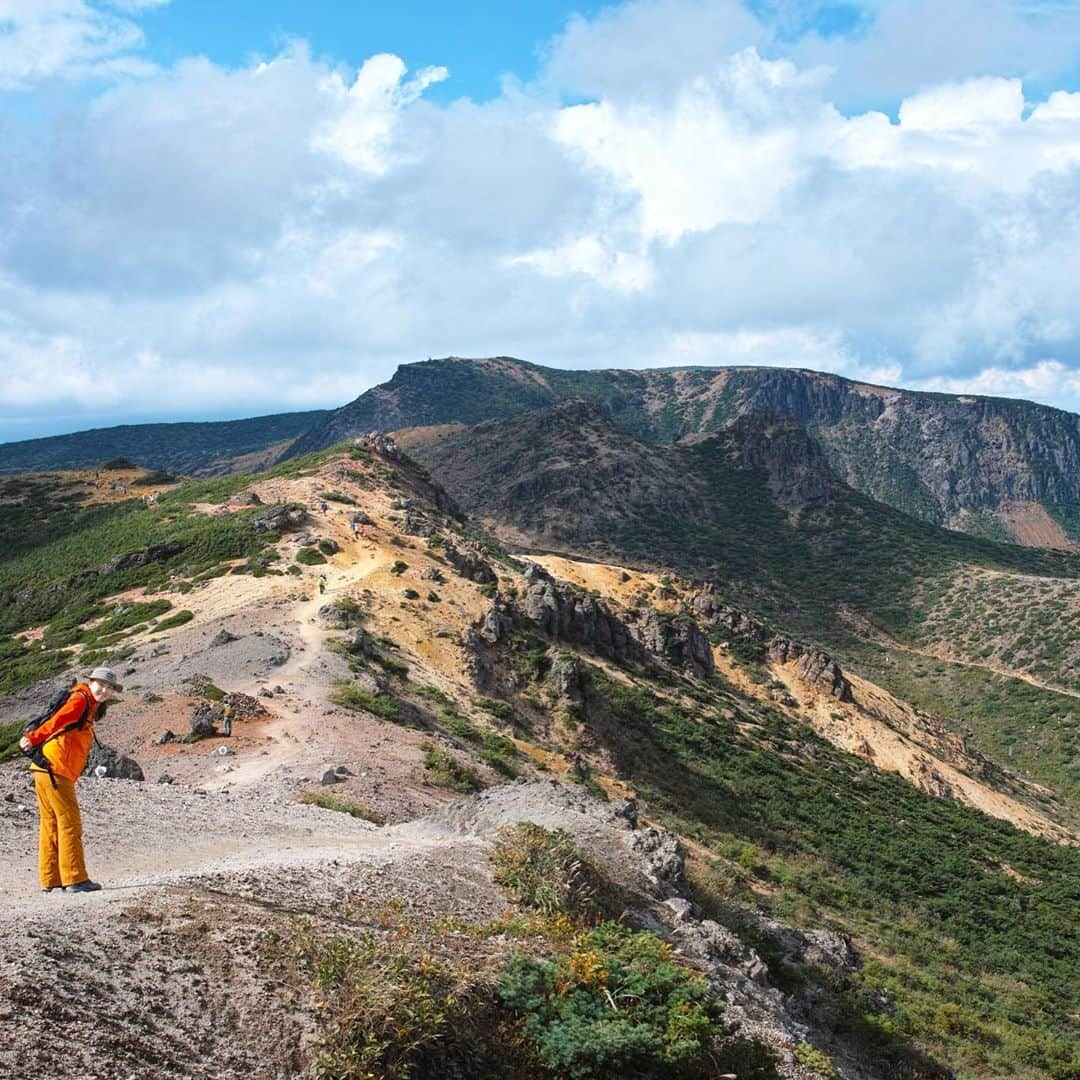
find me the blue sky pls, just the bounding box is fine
[136,1,603,103]
[3,0,1080,440]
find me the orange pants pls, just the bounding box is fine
[33,771,89,889]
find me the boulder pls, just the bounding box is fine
[83,743,144,781]
[321,769,343,785]
[318,601,365,630]
[209,629,240,647]
[188,703,217,738]
[154,730,175,745]
[252,503,308,534]
[101,542,183,576]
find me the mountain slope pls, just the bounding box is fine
[396,401,1080,635]
[296,356,1080,545]
[397,402,1080,819]
[0,410,327,476]
[1,436,1078,1077]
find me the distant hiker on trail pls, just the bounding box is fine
[18,666,123,894]
[318,574,327,595]
[320,500,329,513]
[222,702,234,737]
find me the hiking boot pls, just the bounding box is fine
[63,880,103,893]
[41,886,60,894]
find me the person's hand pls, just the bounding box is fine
[18,735,32,752]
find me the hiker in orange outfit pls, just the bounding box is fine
[18,666,123,894]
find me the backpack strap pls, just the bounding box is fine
[28,689,94,788]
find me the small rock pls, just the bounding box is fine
[154,730,175,745]
[212,745,234,757]
[321,769,343,785]
[335,765,353,777]
[157,774,174,785]
[209,629,240,647]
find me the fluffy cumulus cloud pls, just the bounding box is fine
[3,0,1080,438]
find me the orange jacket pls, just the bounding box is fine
[27,684,98,783]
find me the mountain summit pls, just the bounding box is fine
[291,356,1080,547]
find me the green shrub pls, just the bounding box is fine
[317,539,338,556]
[331,682,399,720]
[390,560,409,576]
[402,588,420,600]
[149,610,194,633]
[499,922,723,1079]
[478,697,512,720]
[793,1043,838,1079]
[296,547,327,566]
[422,744,482,792]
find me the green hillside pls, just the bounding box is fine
[0,410,326,475]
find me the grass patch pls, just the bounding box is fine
[295,546,327,566]
[490,822,611,924]
[296,790,385,824]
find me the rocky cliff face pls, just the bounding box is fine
[294,356,1080,541]
[474,562,715,679]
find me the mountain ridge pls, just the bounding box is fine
[293,356,1080,547]
[0,409,328,476]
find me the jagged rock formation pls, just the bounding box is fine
[442,540,497,584]
[478,562,715,678]
[768,638,853,702]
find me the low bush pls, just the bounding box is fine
[422,744,482,792]
[296,547,327,566]
[478,697,512,720]
[331,682,400,721]
[288,927,538,1080]
[319,489,357,505]
[150,610,194,633]
[499,922,724,1080]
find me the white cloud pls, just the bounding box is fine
[4,0,1080,438]
[313,53,449,174]
[0,0,159,88]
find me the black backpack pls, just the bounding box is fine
[21,686,96,785]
